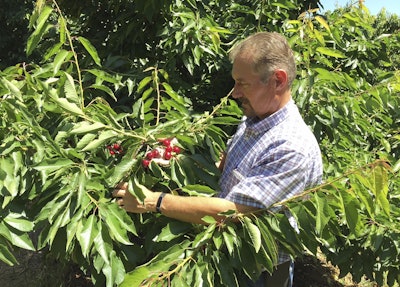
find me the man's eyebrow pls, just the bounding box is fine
[231,75,246,82]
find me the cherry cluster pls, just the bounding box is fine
[106,143,123,156]
[142,138,181,168]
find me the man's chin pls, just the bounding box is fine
[241,108,255,118]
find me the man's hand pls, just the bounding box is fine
[217,151,227,171]
[112,182,160,213]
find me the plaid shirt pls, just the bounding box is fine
[218,99,323,264]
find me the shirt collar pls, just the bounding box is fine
[244,99,295,134]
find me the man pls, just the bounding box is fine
[113,32,323,287]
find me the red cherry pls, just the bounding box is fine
[162,139,171,147]
[164,151,172,160]
[142,159,151,168]
[113,143,121,150]
[146,151,154,160]
[109,150,115,155]
[172,146,181,154]
[165,146,173,152]
[151,149,160,158]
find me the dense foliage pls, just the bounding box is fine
[0,0,399,286]
[0,0,33,68]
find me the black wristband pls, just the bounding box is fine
[156,192,166,213]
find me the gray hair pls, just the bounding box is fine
[229,32,296,87]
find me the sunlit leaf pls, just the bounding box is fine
[156,221,192,242]
[243,217,261,253]
[53,50,72,75]
[89,84,117,101]
[4,215,34,232]
[26,5,53,55]
[70,121,106,134]
[33,158,74,171]
[81,130,118,151]
[316,47,346,58]
[76,214,98,257]
[78,36,102,66]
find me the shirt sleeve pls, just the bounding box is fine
[223,147,310,209]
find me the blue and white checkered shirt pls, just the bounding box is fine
[218,99,323,264]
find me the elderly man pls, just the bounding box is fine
[113,32,323,287]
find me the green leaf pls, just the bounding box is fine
[81,130,118,151]
[52,97,84,115]
[8,229,35,251]
[120,266,150,287]
[162,82,185,104]
[243,216,261,253]
[4,214,34,232]
[182,54,194,75]
[314,193,331,235]
[372,166,390,216]
[238,242,260,281]
[26,5,53,55]
[156,221,192,242]
[76,214,98,257]
[105,157,137,187]
[255,217,278,264]
[64,72,81,104]
[212,253,239,286]
[339,189,361,235]
[193,224,215,248]
[58,16,66,43]
[121,242,189,286]
[86,69,120,83]
[100,202,133,245]
[0,157,19,197]
[137,76,152,93]
[315,15,331,32]
[1,78,23,101]
[222,230,235,255]
[78,36,102,66]
[316,47,346,58]
[66,210,83,251]
[181,184,215,196]
[0,243,18,266]
[93,221,113,264]
[201,215,217,225]
[213,230,223,250]
[105,202,137,236]
[89,84,117,101]
[53,50,72,75]
[44,43,63,61]
[75,133,97,150]
[102,250,126,287]
[33,158,74,171]
[192,45,202,65]
[392,158,400,173]
[210,116,241,125]
[70,121,106,134]
[255,245,274,274]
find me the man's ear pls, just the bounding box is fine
[273,69,288,91]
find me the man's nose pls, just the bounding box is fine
[231,85,242,99]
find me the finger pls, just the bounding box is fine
[112,189,126,198]
[119,182,129,189]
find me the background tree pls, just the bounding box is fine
[0,0,33,68]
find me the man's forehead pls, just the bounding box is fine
[231,59,258,81]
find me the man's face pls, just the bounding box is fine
[231,55,277,119]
